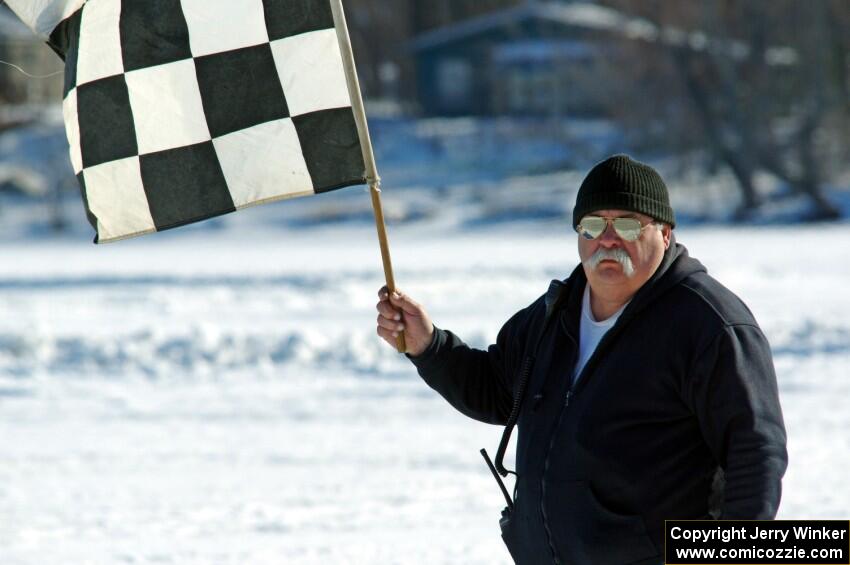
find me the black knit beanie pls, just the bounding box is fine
[572,155,676,228]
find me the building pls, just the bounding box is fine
[410,0,656,116]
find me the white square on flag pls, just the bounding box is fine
[272,28,352,117]
[181,0,270,57]
[63,89,83,174]
[82,157,155,241]
[125,59,212,155]
[214,118,314,207]
[75,0,124,86]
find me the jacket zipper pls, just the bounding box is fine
[536,274,666,562]
[540,387,573,564]
[540,308,623,562]
[539,333,577,564]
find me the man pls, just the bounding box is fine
[376,155,787,564]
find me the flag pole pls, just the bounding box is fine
[330,0,406,354]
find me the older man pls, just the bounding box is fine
[376,155,787,564]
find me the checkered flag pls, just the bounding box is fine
[7,0,367,242]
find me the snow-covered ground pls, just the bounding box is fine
[1,201,848,564]
[0,105,847,564]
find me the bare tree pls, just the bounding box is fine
[600,0,848,220]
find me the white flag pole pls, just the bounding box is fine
[330,0,406,353]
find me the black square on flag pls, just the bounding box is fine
[120,0,192,72]
[263,0,335,41]
[48,7,83,96]
[77,75,139,168]
[139,142,235,230]
[195,44,289,139]
[292,108,365,193]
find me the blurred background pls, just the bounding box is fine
[0,0,848,232]
[1,2,848,564]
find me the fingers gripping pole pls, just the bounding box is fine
[330,0,405,353]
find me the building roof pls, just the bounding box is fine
[411,1,657,52]
[410,0,797,66]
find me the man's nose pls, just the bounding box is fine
[598,222,621,247]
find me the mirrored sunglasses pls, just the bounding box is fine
[576,216,649,242]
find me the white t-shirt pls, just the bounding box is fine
[572,284,629,383]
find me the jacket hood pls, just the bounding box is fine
[627,233,707,318]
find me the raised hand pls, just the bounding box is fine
[376,286,434,356]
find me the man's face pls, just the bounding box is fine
[577,209,671,297]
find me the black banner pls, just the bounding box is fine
[665,520,849,564]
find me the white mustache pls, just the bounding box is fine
[586,248,635,277]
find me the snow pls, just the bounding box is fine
[1,213,849,564]
[0,109,848,563]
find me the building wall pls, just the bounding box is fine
[417,44,493,115]
[414,17,615,117]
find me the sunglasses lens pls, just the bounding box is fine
[613,218,642,241]
[579,217,606,239]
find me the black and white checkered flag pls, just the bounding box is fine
[7,0,367,242]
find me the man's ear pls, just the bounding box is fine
[662,224,672,249]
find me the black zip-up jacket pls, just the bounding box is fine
[409,241,787,564]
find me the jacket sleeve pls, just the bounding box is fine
[408,298,544,426]
[687,323,788,519]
